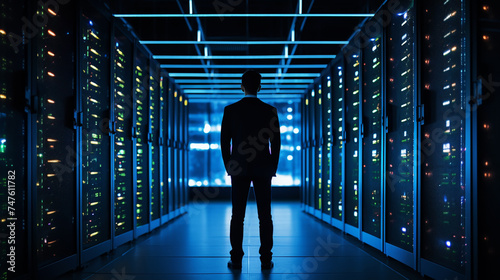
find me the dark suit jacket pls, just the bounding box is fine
[220,97,281,177]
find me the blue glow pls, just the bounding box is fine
[173,79,315,84]
[184,89,305,94]
[180,84,309,89]
[114,13,375,18]
[169,73,321,78]
[153,54,336,60]
[89,20,93,26]
[188,94,302,100]
[161,64,327,69]
[141,40,349,45]
[446,241,451,247]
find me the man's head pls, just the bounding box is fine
[241,70,262,94]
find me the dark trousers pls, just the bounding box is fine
[230,176,273,263]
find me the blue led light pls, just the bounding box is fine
[141,40,348,45]
[160,64,326,69]
[89,20,93,26]
[153,54,336,60]
[169,73,320,78]
[114,13,375,18]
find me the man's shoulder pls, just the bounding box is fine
[258,100,277,112]
[225,98,276,112]
[224,100,242,111]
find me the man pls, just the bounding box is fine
[220,70,281,270]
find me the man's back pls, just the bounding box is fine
[220,98,280,177]
[221,70,278,270]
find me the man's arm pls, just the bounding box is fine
[270,108,281,176]
[220,107,231,171]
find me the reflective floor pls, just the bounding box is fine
[58,201,423,280]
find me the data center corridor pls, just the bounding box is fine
[2,0,499,279]
[55,201,420,280]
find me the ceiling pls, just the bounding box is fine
[110,0,385,99]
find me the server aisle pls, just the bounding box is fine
[300,0,499,279]
[0,0,189,279]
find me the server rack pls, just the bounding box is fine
[160,74,170,221]
[383,0,418,269]
[149,59,161,230]
[419,0,470,278]
[132,43,150,237]
[300,97,307,207]
[176,91,184,213]
[330,60,344,230]
[32,0,79,278]
[1,1,29,279]
[300,0,498,278]
[79,1,113,262]
[321,69,332,222]
[112,22,135,248]
[167,79,175,214]
[182,94,189,209]
[472,0,500,278]
[313,82,322,218]
[343,42,362,239]
[361,20,384,251]
[1,0,188,278]
[304,88,314,213]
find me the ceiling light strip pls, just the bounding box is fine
[114,13,374,18]
[153,55,335,59]
[169,73,321,78]
[173,79,315,83]
[188,94,302,100]
[179,84,309,89]
[161,64,326,69]
[142,40,348,45]
[184,89,305,94]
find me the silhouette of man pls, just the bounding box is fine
[220,70,281,270]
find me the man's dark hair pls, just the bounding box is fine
[242,70,262,93]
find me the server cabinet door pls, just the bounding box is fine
[343,46,362,237]
[1,1,29,278]
[384,0,418,269]
[176,91,183,211]
[79,4,112,257]
[307,89,315,210]
[321,71,333,219]
[182,95,189,208]
[168,82,175,213]
[331,62,344,229]
[149,61,161,223]
[420,0,469,278]
[132,47,150,233]
[474,0,500,278]
[112,28,134,241]
[160,75,169,218]
[301,98,307,206]
[173,88,180,212]
[302,95,309,208]
[361,31,383,250]
[314,83,322,216]
[177,92,184,210]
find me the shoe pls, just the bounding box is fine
[228,260,242,269]
[261,260,274,270]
